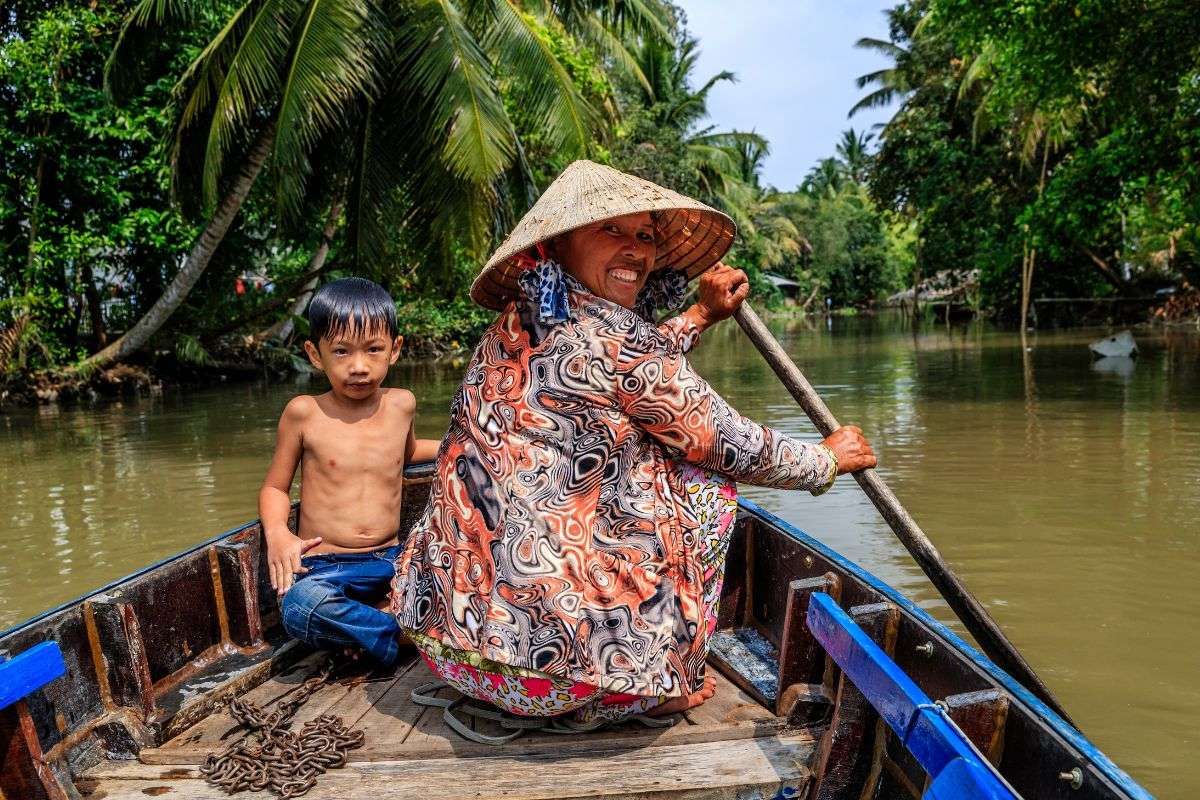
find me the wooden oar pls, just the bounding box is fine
[732,302,1075,726]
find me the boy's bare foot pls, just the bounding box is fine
[647,674,717,717]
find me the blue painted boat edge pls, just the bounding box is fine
[737,497,1153,800]
[0,641,67,710]
[807,593,1017,799]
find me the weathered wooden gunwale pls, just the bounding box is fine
[0,462,1152,800]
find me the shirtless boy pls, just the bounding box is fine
[259,277,439,665]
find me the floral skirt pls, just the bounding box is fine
[408,462,738,724]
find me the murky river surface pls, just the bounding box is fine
[2,314,1197,796]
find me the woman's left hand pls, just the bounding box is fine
[695,262,749,325]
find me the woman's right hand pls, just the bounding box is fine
[822,425,877,474]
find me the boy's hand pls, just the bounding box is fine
[267,531,323,596]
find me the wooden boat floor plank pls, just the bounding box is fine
[686,670,777,726]
[81,734,817,800]
[351,657,435,746]
[139,655,786,764]
[138,651,330,757]
[140,657,423,764]
[356,664,786,761]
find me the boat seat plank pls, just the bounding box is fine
[81,734,817,800]
[707,627,780,706]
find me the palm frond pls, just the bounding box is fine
[171,1,261,134]
[693,129,769,152]
[399,0,515,183]
[853,36,906,60]
[105,0,211,102]
[577,14,653,96]
[357,65,499,277]
[957,50,992,101]
[344,101,396,273]
[174,333,216,366]
[692,69,736,102]
[273,0,385,220]
[200,0,300,206]
[0,315,30,373]
[552,0,671,43]
[848,87,898,118]
[685,142,741,181]
[486,1,598,155]
[854,67,896,91]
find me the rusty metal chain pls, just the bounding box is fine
[201,660,365,798]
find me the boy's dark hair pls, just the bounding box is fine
[306,277,398,344]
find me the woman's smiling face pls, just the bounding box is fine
[553,212,657,309]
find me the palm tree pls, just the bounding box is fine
[81,0,668,370]
[958,48,1086,332]
[848,4,924,120]
[835,127,874,184]
[633,35,732,131]
[623,34,773,230]
[800,157,846,197]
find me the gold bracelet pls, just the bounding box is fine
[819,444,839,491]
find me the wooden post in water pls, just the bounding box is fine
[732,301,1074,726]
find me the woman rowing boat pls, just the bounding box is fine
[391,161,876,722]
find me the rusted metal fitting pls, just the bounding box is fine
[1058,767,1083,790]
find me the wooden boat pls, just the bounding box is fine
[0,462,1152,799]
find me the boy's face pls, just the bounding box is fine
[304,329,403,401]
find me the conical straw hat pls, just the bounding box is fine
[470,160,736,310]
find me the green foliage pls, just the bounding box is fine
[0,4,197,369]
[393,298,495,357]
[173,333,215,367]
[36,0,1197,392]
[865,0,1200,317]
[794,186,892,306]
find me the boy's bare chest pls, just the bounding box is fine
[302,414,409,475]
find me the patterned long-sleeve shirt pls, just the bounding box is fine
[393,287,836,697]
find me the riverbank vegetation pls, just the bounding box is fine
[2,1,1197,402]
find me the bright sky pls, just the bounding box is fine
[677,0,901,191]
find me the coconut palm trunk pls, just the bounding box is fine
[259,191,344,343]
[1018,139,1051,334]
[75,122,276,373]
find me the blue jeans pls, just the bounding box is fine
[280,544,402,666]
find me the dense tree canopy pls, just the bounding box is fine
[1,0,1195,392]
[867,0,1200,319]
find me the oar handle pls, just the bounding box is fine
[732,302,1075,726]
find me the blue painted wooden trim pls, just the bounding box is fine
[737,498,1153,800]
[807,592,1015,799]
[926,758,1014,800]
[0,642,66,711]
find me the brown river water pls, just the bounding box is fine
[1,314,1197,796]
